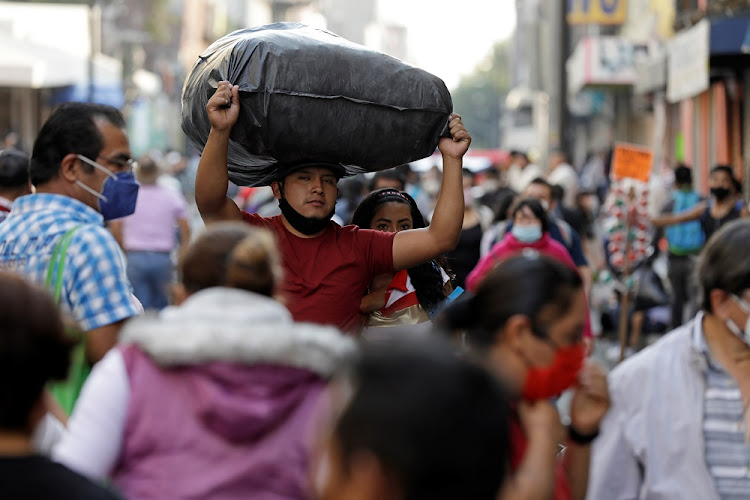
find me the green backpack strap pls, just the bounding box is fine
[45,225,82,303]
[45,225,89,415]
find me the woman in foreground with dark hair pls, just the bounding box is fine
[312,336,511,500]
[440,254,610,500]
[351,188,452,336]
[0,272,121,499]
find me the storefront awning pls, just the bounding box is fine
[1,32,125,107]
[0,33,83,88]
[710,16,750,56]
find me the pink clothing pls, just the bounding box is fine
[114,346,325,500]
[466,233,593,338]
[122,184,188,252]
[56,287,355,500]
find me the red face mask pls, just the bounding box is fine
[522,343,585,401]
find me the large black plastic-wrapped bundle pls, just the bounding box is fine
[181,22,453,187]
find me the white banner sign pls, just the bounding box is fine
[667,19,709,103]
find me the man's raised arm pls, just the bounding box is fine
[195,81,243,223]
[392,113,471,271]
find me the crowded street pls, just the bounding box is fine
[1,0,750,499]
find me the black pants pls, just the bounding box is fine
[667,254,698,329]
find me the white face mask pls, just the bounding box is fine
[75,154,116,202]
[725,294,750,345]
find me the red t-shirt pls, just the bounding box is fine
[242,212,395,333]
[509,409,571,500]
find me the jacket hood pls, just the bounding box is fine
[120,287,355,440]
[120,287,355,375]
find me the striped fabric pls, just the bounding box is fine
[0,193,140,331]
[700,334,750,499]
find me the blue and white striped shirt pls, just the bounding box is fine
[699,328,750,499]
[0,193,140,331]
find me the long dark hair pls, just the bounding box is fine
[351,188,450,314]
[510,198,550,234]
[0,272,73,431]
[439,254,582,347]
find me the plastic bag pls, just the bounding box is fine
[632,266,669,311]
[181,22,453,187]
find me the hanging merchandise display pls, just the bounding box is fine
[603,179,653,273]
[602,176,658,363]
[181,22,453,187]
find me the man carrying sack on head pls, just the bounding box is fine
[196,81,470,334]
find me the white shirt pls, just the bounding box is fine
[547,163,579,209]
[53,349,129,480]
[507,163,543,193]
[587,313,721,500]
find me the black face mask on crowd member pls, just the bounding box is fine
[711,187,731,201]
[278,195,335,235]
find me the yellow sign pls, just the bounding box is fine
[611,142,652,183]
[567,0,628,25]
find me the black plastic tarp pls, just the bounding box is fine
[181,22,453,187]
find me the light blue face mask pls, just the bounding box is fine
[76,154,139,221]
[725,294,750,346]
[512,224,542,243]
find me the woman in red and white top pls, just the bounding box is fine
[351,188,452,337]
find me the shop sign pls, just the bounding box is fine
[567,0,628,25]
[667,19,709,103]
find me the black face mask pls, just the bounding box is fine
[278,196,335,235]
[711,187,731,201]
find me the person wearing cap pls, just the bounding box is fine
[587,218,750,499]
[196,81,470,333]
[0,149,32,223]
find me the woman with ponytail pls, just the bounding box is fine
[54,222,355,499]
[439,254,610,500]
[351,188,452,337]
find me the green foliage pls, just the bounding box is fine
[451,39,512,149]
[144,0,173,44]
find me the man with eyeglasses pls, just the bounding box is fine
[0,102,141,413]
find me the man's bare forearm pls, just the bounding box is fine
[195,128,240,221]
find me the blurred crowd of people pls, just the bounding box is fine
[0,96,749,500]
